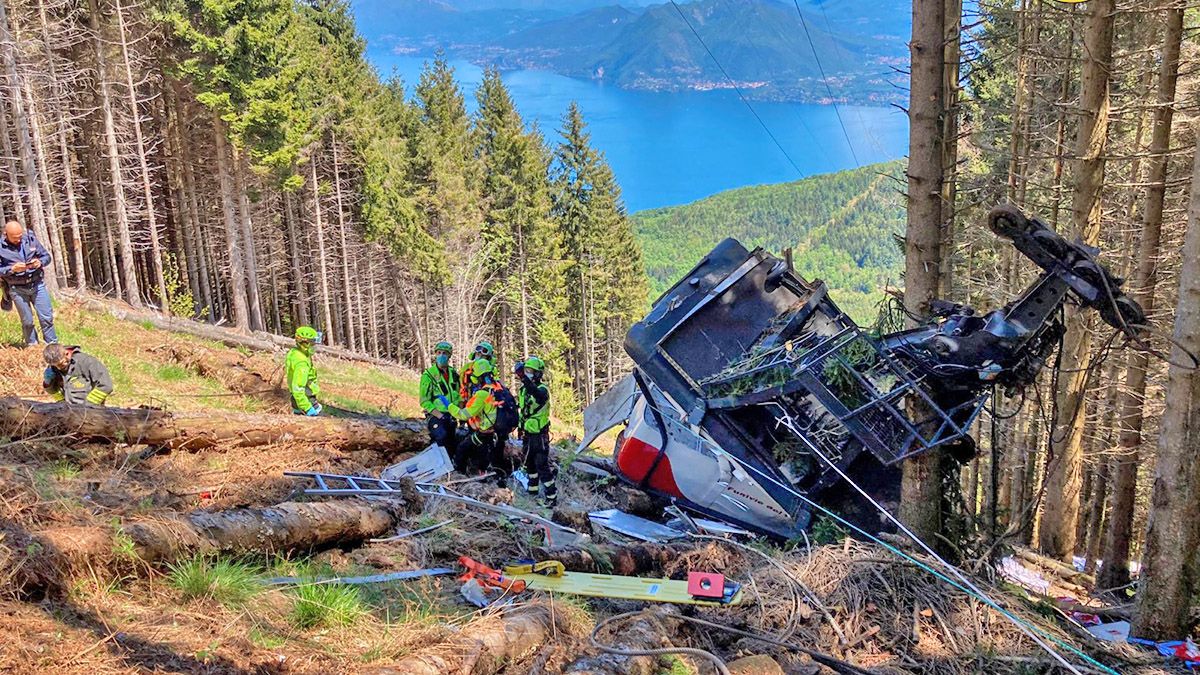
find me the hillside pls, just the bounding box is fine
[0,302,1146,675]
[365,0,909,104]
[632,160,906,322]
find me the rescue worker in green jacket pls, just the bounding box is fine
[286,326,323,416]
[419,340,461,452]
[515,356,555,505]
[447,357,507,480]
[42,343,113,406]
[458,340,497,400]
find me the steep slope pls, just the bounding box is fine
[632,160,905,321]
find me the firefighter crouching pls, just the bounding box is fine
[419,340,461,452]
[43,343,113,406]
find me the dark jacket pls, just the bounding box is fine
[0,231,52,286]
[44,347,114,406]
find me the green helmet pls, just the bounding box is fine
[434,340,453,355]
[474,340,495,361]
[295,326,319,342]
[470,357,495,381]
[523,355,546,373]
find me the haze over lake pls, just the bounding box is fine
[366,50,909,212]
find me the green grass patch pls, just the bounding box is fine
[167,556,263,606]
[325,394,382,415]
[288,582,365,629]
[138,320,155,331]
[48,459,80,480]
[248,625,288,649]
[155,364,190,382]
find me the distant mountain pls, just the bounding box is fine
[632,161,906,322]
[353,0,910,104]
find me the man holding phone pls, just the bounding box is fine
[0,220,56,346]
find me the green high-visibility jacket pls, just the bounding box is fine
[286,346,320,412]
[518,375,550,434]
[419,364,461,414]
[449,386,499,432]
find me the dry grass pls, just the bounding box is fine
[0,302,1169,674]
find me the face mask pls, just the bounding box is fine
[435,354,449,367]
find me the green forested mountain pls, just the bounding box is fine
[632,161,905,321]
[363,0,909,104]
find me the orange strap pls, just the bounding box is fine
[457,556,527,593]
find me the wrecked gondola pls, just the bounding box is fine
[580,205,1145,539]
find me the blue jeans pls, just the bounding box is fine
[9,281,56,345]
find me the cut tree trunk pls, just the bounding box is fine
[68,291,400,367]
[0,398,426,452]
[12,496,418,596]
[533,543,684,576]
[161,342,286,403]
[372,605,557,675]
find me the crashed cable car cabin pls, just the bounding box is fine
[583,205,1145,540]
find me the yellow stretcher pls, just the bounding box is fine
[503,561,744,606]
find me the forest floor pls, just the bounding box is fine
[0,298,1182,674]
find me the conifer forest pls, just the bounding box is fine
[1,0,1200,672]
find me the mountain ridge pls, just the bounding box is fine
[355,0,909,104]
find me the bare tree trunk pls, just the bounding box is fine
[1099,3,1183,591]
[330,135,358,351]
[233,158,263,331]
[899,0,950,544]
[0,94,24,225]
[284,188,307,326]
[0,0,57,293]
[113,0,165,308]
[309,157,335,338]
[1039,0,1115,562]
[87,0,139,303]
[1132,124,1200,640]
[212,116,248,329]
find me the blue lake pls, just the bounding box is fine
[367,50,910,212]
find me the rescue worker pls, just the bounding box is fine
[446,357,507,481]
[459,340,497,400]
[515,356,555,505]
[42,343,113,406]
[419,340,461,452]
[287,326,323,416]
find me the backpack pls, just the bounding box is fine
[491,384,519,436]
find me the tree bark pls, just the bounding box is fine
[899,0,949,545]
[0,398,426,453]
[376,605,556,675]
[0,0,57,293]
[87,0,138,303]
[1132,123,1200,640]
[233,157,264,331]
[310,158,335,340]
[1039,0,1115,562]
[113,0,165,309]
[1099,4,1183,591]
[212,116,249,330]
[14,497,419,595]
[331,135,358,352]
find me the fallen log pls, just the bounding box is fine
[1013,547,1096,587]
[535,542,684,576]
[0,398,426,452]
[15,493,419,595]
[72,292,400,368]
[161,342,286,403]
[370,604,557,675]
